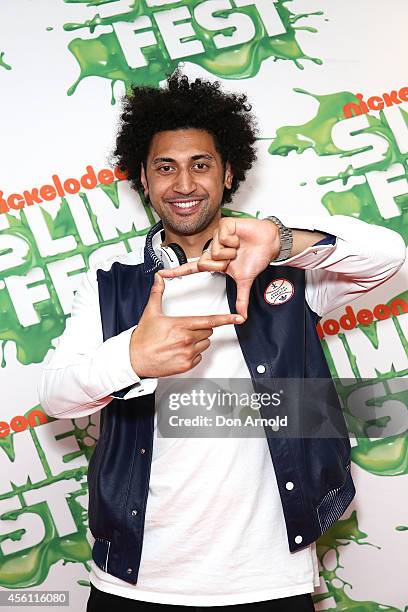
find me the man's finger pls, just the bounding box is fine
[184,313,245,329]
[193,338,211,355]
[158,261,199,278]
[219,218,237,242]
[189,329,213,342]
[197,258,228,272]
[235,278,253,320]
[210,230,236,261]
[146,272,165,313]
[211,247,237,261]
[218,232,239,248]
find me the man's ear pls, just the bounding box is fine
[224,162,233,189]
[140,163,149,198]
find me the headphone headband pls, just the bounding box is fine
[158,229,212,269]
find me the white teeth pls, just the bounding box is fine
[172,200,200,208]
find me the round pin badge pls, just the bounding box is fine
[264,278,295,306]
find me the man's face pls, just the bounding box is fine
[140,128,233,236]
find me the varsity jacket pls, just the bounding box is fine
[38,215,406,585]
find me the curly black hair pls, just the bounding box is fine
[111,71,258,204]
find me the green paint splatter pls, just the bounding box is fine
[320,291,408,477]
[269,89,356,156]
[1,341,6,368]
[221,207,254,219]
[0,52,11,71]
[315,512,402,611]
[319,302,408,476]
[0,487,91,588]
[268,88,408,241]
[46,27,54,32]
[0,183,152,366]
[0,408,99,587]
[63,0,323,102]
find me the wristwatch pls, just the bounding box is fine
[266,215,293,262]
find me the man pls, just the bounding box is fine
[39,73,405,612]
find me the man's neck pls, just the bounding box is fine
[161,217,220,258]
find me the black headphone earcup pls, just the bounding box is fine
[167,242,188,265]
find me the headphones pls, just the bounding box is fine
[158,230,212,268]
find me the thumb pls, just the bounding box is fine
[235,278,253,320]
[146,272,165,314]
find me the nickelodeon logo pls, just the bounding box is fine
[317,298,408,339]
[0,165,128,214]
[0,408,49,439]
[343,86,408,118]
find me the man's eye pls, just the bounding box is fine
[194,163,208,170]
[159,165,173,172]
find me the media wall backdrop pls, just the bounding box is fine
[1,1,408,610]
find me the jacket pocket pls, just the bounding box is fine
[92,537,112,573]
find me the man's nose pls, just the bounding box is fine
[172,169,197,194]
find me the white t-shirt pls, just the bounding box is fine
[90,268,320,605]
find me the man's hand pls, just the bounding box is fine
[130,272,244,377]
[159,218,280,319]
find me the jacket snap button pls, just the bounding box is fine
[285,481,294,491]
[140,448,146,454]
[295,535,303,544]
[131,509,138,516]
[127,568,133,574]
[256,364,266,374]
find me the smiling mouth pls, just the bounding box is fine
[167,198,206,211]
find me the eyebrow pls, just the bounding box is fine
[151,154,214,165]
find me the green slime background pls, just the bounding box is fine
[62,0,323,102]
[0,52,11,71]
[0,2,407,608]
[0,184,155,366]
[268,88,408,239]
[0,409,96,588]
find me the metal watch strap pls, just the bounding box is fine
[266,216,293,262]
